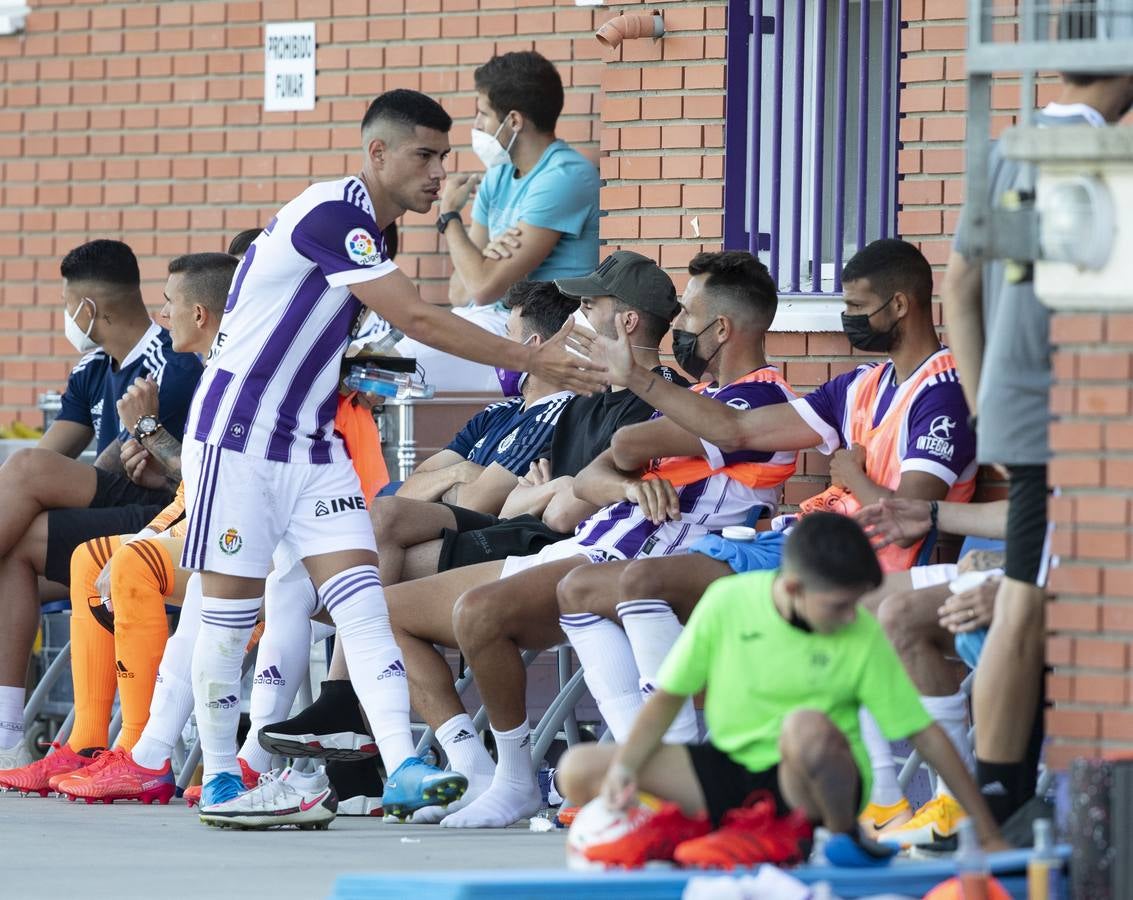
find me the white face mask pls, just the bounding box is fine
[470,119,517,170]
[64,297,99,354]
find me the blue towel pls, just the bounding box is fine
[954,627,989,670]
[689,530,786,573]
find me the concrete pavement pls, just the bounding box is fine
[0,791,569,900]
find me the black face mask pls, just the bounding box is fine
[841,294,899,353]
[672,321,721,380]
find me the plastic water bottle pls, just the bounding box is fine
[1027,818,1065,900]
[955,818,991,900]
[344,365,434,400]
[369,327,404,354]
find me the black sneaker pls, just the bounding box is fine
[327,757,385,817]
[258,679,377,761]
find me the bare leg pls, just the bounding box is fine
[777,709,860,833]
[0,450,99,559]
[371,497,457,586]
[876,584,963,695]
[617,554,733,621]
[557,742,708,817]
[0,513,54,688]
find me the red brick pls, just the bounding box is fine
[1047,600,1100,632]
[1046,709,1100,741]
[1052,313,1105,344]
[1076,386,1129,417]
[1073,637,1128,670]
[1075,673,1127,706]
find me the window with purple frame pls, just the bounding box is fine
[724,0,901,296]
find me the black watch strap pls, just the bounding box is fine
[436,211,462,234]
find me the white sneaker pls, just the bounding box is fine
[337,794,383,816]
[199,766,338,830]
[0,740,33,772]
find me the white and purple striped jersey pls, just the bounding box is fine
[569,373,798,562]
[187,176,395,464]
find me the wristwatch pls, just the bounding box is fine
[436,211,462,234]
[134,414,162,440]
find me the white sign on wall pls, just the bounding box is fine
[264,22,316,112]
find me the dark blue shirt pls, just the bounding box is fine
[58,323,204,453]
[446,390,573,475]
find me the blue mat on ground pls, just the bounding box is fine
[331,846,1065,900]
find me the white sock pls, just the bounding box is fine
[440,722,541,828]
[239,565,318,773]
[130,573,203,769]
[0,684,25,749]
[617,600,699,743]
[860,707,904,806]
[192,595,261,778]
[921,692,974,799]
[320,565,415,772]
[560,613,643,742]
[410,713,497,824]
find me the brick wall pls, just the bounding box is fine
[0,0,605,423]
[1045,312,1133,768]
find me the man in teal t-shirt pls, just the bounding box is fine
[406,51,599,392]
[559,513,1006,870]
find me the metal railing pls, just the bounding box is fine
[724,0,900,295]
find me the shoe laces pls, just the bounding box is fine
[84,747,127,776]
[905,795,957,826]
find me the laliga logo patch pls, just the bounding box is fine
[345,228,382,266]
[218,527,243,555]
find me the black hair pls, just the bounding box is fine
[842,239,933,310]
[60,239,140,288]
[383,222,399,261]
[782,512,883,591]
[474,51,564,134]
[689,250,778,330]
[227,228,262,257]
[612,298,671,346]
[361,89,452,138]
[168,253,240,317]
[503,280,579,340]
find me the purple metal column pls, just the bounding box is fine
[723,0,752,251]
[769,0,785,282]
[879,0,894,237]
[832,0,849,291]
[855,0,871,249]
[810,3,828,292]
[749,0,765,256]
[789,2,805,292]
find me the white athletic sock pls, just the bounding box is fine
[859,707,904,806]
[130,573,203,769]
[440,722,541,828]
[0,685,25,749]
[617,600,699,743]
[410,713,497,824]
[320,565,415,772]
[559,613,643,742]
[921,692,974,799]
[192,595,261,778]
[239,565,319,773]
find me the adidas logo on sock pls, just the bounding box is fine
[641,682,656,696]
[206,694,240,709]
[116,660,134,679]
[520,734,530,749]
[377,660,407,681]
[980,781,1009,796]
[253,665,286,686]
[452,729,475,744]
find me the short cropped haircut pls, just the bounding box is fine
[474,52,564,134]
[60,239,140,288]
[168,253,240,317]
[612,299,670,347]
[842,239,933,310]
[503,280,579,341]
[227,229,262,258]
[782,512,883,592]
[689,251,778,330]
[361,89,452,139]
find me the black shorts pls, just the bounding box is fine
[91,468,174,510]
[686,743,789,826]
[1004,464,1048,584]
[437,510,571,573]
[45,503,165,586]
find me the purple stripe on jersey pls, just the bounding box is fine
[309,387,342,464]
[611,518,658,558]
[663,523,691,555]
[183,444,218,569]
[265,295,360,462]
[264,216,278,235]
[578,502,634,547]
[193,369,235,443]
[323,577,382,613]
[224,243,257,315]
[221,268,329,454]
[198,445,223,570]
